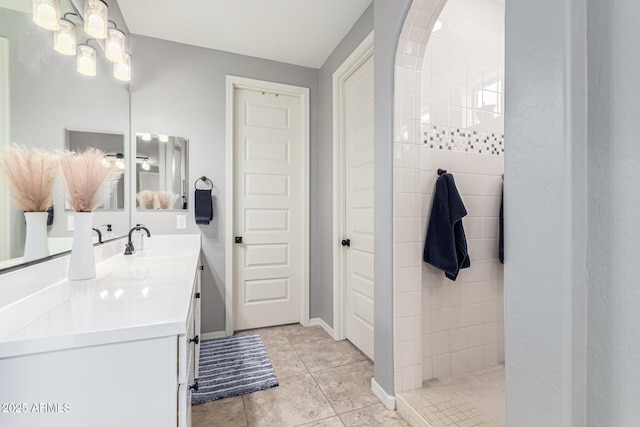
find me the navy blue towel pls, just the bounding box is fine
[423,173,470,281]
[195,189,213,225]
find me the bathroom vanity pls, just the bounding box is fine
[0,235,201,427]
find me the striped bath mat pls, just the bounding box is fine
[191,334,279,405]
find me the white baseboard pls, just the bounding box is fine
[396,393,429,427]
[371,378,396,411]
[200,331,226,340]
[309,317,335,339]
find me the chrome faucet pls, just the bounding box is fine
[124,225,151,255]
[92,227,103,244]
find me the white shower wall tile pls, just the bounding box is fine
[392,0,506,392]
[394,193,419,218]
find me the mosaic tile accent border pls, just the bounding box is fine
[424,125,504,155]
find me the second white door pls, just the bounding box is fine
[344,55,375,360]
[233,86,302,331]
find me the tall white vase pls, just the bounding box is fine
[68,211,96,281]
[23,212,49,262]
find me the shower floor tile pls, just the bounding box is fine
[398,364,505,427]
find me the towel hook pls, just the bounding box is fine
[194,176,214,190]
[437,168,447,176]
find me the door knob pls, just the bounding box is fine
[341,239,351,247]
[235,236,243,244]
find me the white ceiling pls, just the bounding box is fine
[117,0,372,69]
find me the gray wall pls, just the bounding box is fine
[129,35,319,334]
[505,0,588,424]
[372,0,412,397]
[0,7,130,258]
[315,4,373,325]
[586,0,640,424]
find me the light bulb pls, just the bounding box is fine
[77,44,97,77]
[139,133,151,142]
[158,134,169,143]
[106,28,125,63]
[84,0,108,39]
[54,18,76,55]
[114,52,131,82]
[33,0,60,31]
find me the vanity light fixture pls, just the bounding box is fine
[104,153,125,169]
[115,153,125,169]
[106,27,126,63]
[33,0,61,31]
[114,52,131,82]
[139,133,151,142]
[158,134,169,143]
[77,43,97,76]
[54,17,76,55]
[84,0,108,39]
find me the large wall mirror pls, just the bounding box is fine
[0,1,130,271]
[135,134,189,210]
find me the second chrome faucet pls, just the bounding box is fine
[124,225,151,255]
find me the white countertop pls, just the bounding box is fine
[0,235,201,358]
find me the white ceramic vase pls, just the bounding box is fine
[68,211,96,281]
[23,211,49,262]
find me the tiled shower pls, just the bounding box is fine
[393,0,505,393]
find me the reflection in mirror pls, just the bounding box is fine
[66,130,125,210]
[135,134,189,210]
[0,2,130,272]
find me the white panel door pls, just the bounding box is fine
[234,87,301,330]
[345,55,374,360]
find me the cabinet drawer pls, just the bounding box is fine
[178,303,195,385]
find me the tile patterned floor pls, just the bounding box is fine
[398,364,505,427]
[192,324,410,427]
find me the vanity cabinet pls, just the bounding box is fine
[0,237,203,427]
[178,263,202,427]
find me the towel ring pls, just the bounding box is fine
[194,176,214,190]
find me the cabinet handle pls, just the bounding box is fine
[189,335,199,345]
[189,380,199,392]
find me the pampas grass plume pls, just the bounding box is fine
[136,190,155,209]
[59,148,124,212]
[157,191,179,209]
[0,144,58,212]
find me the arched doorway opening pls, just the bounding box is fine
[391,0,506,424]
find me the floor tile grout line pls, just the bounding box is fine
[306,357,340,419]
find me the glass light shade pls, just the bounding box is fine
[158,134,169,143]
[84,0,108,39]
[113,52,131,81]
[105,28,125,63]
[33,0,60,31]
[54,18,76,55]
[77,44,97,76]
[115,154,125,169]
